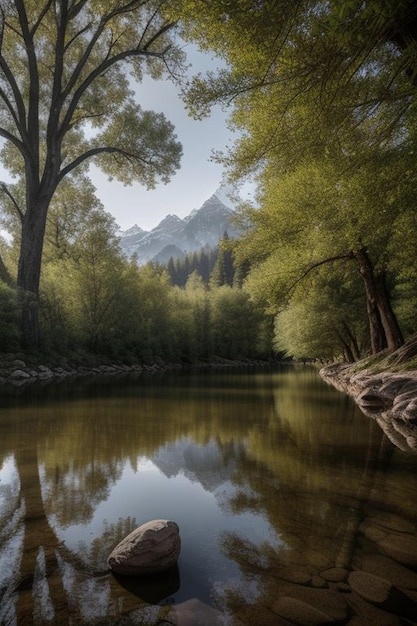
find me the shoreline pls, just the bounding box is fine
[319,361,417,452]
[0,353,282,392]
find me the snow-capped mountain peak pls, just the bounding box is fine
[119,190,240,265]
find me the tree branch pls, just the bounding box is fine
[67,0,90,21]
[0,126,27,157]
[0,85,25,134]
[0,181,24,222]
[14,0,40,168]
[60,40,174,137]
[0,8,29,141]
[287,251,356,294]
[62,0,152,100]
[30,0,54,37]
[140,8,175,52]
[47,0,68,149]
[59,3,175,136]
[58,145,152,180]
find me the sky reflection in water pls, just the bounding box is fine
[51,442,280,604]
[0,366,416,625]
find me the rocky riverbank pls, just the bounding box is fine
[0,353,274,390]
[319,336,417,452]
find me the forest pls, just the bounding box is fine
[0,1,416,364]
[0,201,273,362]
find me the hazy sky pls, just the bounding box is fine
[89,45,236,233]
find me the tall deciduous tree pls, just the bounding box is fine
[233,149,415,355]
[174,0,417,356]
[0,0,183,346]
[63,208,126,351]
[274,268,368,362]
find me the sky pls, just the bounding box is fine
[89,44,239,233]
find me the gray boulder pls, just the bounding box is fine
[11,359,26,368]
[108,519,180,575]
[9,369,30,381]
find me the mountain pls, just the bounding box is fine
[119,190,239,265]
[151,436,242,492]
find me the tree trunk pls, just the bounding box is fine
[15,445,68,623]
[356,248,386,354]
[374,268,404,350]
[341,338,356,362]
[341,320,362,360]
[356,247,403,354]
[17,199,49,348]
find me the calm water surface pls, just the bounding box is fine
[0,365,416,625]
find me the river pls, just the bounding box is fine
[0,365,416,625]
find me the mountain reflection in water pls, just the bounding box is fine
[0,366,416,625]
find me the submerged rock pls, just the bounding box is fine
[352,553,417,590]
[169,598,224,626]
[108,519,180,575]
[348,570,417,619]
[272,587,348,624]
[377,533,417,568]
[348,571,392,605]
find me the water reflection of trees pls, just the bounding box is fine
[0,369,416,624]
[216,369,417,621]
[0,396,160,622]
[0,374,277,624]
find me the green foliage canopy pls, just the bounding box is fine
[172,0,417,358]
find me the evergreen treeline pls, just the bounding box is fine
[166,245,218,287]
[165,234,247,288]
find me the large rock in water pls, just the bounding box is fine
[108,519,180,575]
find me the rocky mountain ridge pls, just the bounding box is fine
[119,190,240,265]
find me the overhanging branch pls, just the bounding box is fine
[58,145,151,180]
[287,251,356,294]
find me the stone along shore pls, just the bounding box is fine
[319,336,417,453]
[0,354,274,389]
